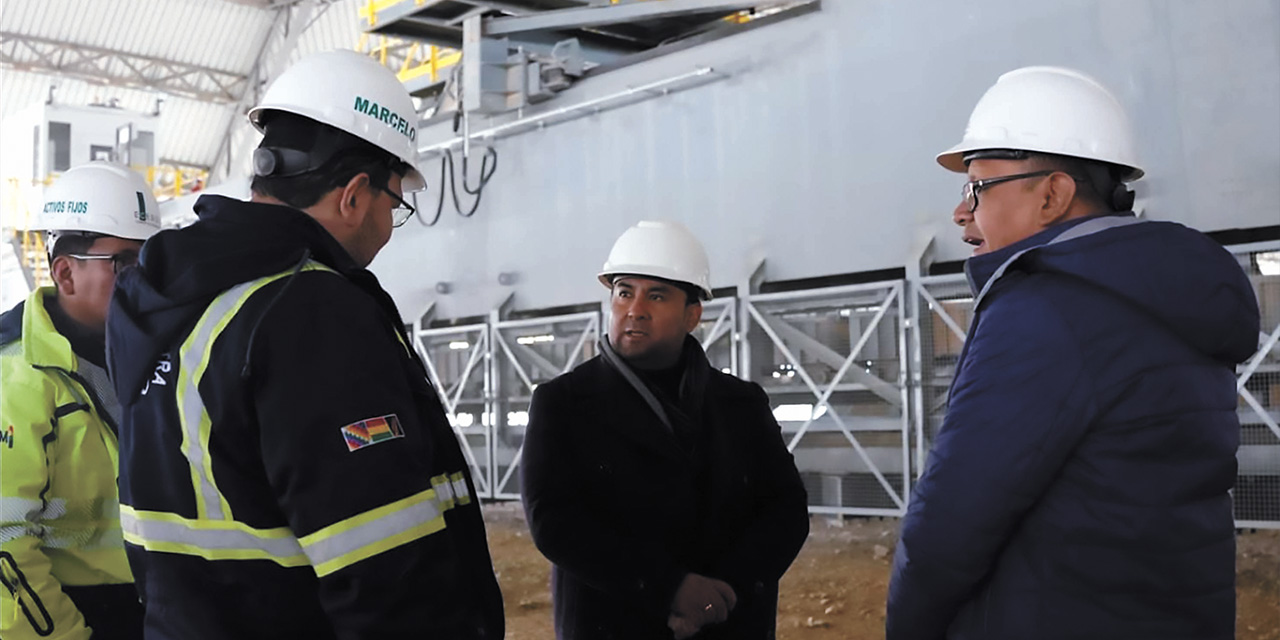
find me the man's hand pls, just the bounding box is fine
[670,573,737,628]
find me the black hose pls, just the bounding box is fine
[415,146,498,225]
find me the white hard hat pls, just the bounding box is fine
[248,50,425,191]
[937,66,1144,181]
[33,162,161,241]
[598,220,712,301]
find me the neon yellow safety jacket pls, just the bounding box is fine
[0,287,142,640]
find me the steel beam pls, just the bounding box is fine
[756,310,904,406]
[210,1,317,179]
[484,0,760,36]
[0,32,247,103]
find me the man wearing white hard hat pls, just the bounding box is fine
[887,67,1258,639]
[1,162,159,640]
[521,220,809,640]
[103,50,503,639]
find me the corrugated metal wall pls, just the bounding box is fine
[0,0,368,169]
[0,0,276,166]
[378,0,1280,320]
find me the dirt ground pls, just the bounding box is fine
[483,502,1280,640]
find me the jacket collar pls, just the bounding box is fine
[597,334,712,458]
[17,287,78,371]
[964,212,1142,308]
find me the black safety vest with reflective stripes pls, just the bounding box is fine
[113,260,504,639]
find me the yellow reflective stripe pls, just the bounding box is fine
[119,505,308,567]
[299,486,446,577]
[176,293,244,520]
[393,328,413,357]
[117,469,472,575]
[176,261,335,521]
[450,472,472,506]
[298,471,473,577]
[431,474,455,510]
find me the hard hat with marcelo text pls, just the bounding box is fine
[248,50,425,190]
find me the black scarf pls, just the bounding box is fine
[599,334,710,453]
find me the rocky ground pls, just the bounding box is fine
[483,502,1280,639]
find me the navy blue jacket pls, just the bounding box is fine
[887,214,1259,640]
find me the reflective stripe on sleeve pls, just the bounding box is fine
[450,472,472,506]
[299,481,452,577]
[118,469,473,575]
[119,505,309,566]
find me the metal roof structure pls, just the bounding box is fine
[365,0,752,51]
[2,0,801,176]
[1,0,367,169]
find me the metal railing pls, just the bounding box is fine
[398,241,1280,529]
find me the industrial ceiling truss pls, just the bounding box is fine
[0,32,248,104]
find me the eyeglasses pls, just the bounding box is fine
[66,250,139,274]
[379,186,417,228]
[961,170,1056,213]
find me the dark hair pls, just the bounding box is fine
[677,282,703,306]
[1023,152,1130,212]
[46,232,104,292]
[249,113,406,210]
[49,233,101,261]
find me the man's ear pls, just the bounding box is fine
[337,172,373,228]
[683,301,703,333]
[1039,172,1078,225]
[50,255,75,295]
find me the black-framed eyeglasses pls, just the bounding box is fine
[961,170,1056,213]
[66,250,139,274]
[379,186,417,228]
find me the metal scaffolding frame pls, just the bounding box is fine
[412,321,494,497]
[908,273,970,476]
[1232,240,1280,529]
[489,310,600,499]
[695,297,738,377]
[742,281,911,517]
[401,244,1279,529]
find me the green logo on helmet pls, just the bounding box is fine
[353,96,417,142]
[44,201,88,214]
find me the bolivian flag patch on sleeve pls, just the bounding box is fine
[341,414,405,452]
